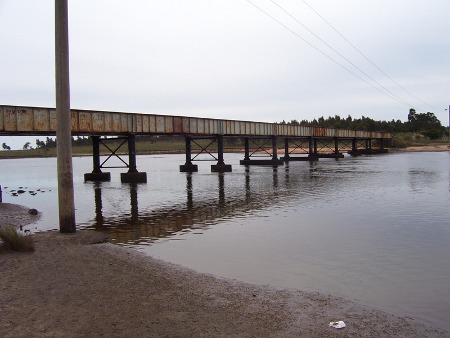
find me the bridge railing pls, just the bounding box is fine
[0,105,391,139]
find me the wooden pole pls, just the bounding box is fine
[55,0,76,233]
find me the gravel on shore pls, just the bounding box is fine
[1,203,448,337]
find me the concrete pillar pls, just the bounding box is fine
[272,136,278,161]
[211,135,232,172]
[121,134,147,183]
[84,136,111,181]
[308,137,318,161]
[244,137,250,161]
[180,136,198,172]
[127,134,137,173]
[283,138,290,161]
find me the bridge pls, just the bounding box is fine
[1,105,391,182]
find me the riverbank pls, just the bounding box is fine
[1,144,448,160]
[1,204,448,337]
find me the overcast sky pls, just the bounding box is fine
[1,0,450,149]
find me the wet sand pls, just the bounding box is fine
[1,204,449,337]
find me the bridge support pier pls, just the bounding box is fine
[240,136,284,166]
[308,137,319,161]
[349,138,361,156]
[180,136,199,172]
[120,134,147,183]
[281,138,312,161]
[211,135,232,172]
[315,137,344,159]
[84,136,111,181]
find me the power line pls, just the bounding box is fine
[268,0,416,108]
[300,0,438,112]
[245,0,415,109]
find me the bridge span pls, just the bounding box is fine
[1,105,391,182]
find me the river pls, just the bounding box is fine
[1,151,449,331]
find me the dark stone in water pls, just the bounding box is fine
[17,190,25,194]
[28,208,38,215]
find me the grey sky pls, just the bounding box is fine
[1,0,449,149]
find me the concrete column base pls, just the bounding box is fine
[307,155,319,161]
[120,172,147,183]
[281,156,311,162]
[211,164,232,172]
[179,164,198,172]
[84,172,111,182]
[317,153,344,159]
[240,159,284,166]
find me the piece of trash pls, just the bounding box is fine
[329,321,346,329]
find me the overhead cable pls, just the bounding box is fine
[300,0,437,111]
[245,0,415,109]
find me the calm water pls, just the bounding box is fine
[1,151,450,331]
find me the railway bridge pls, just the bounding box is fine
[1,105,391,183]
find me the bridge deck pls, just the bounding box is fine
[0,105,391,140]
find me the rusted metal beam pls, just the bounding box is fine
[0,105,392,140]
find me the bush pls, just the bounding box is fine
[421,130,443,140]
[0,226,34,252]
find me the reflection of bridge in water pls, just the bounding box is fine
[86,162,354,245]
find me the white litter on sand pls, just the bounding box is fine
[329,321,346,329]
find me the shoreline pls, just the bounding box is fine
[0,144,449,160]
[1,204,449,337]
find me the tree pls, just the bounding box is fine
[35,137,57,149]
[2,142,11,150]
[36,139,46,149]
[23,142,32,150]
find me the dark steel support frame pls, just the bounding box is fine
[84,134,147,183]
[281,137,312,162]
[180,135,232,172]
[239,136,284,166]
[313,138,344,159]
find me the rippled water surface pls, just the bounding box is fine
[1,152,450,330]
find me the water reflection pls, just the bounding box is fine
[88,165,327,245]
[89,173,231,244]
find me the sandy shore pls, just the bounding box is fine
[1,204,449,337]
[392,144,450,152]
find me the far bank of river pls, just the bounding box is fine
[1,143,448,160]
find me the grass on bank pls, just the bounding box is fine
[0,133,448,159]
[392,133,449,148]
[0,226,34,252]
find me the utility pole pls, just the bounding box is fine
[55,0,76,232]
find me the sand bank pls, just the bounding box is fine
[1,204,448,337]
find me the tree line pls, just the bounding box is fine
[281,109,447,139]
